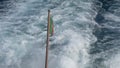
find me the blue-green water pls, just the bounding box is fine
[90,0,120,68]
[0,0,120,68]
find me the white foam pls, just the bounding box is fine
[0,0,97,68]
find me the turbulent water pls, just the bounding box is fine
[0,0,120,68]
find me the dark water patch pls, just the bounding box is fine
[91,0,116,54]
[99,0,113,11]
[90,0,120,67]
[91,0,120,54]
[0,0,15,16]
[94,0,113,24]
[0,0,10,9]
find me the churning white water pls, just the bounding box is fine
[0,0,120,68]
[0,0,97,68]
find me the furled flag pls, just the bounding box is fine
[49,17,54,36]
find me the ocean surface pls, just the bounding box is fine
[0,0,120,68]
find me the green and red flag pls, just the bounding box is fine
[49,17,54,36]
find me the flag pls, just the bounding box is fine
[49,17,54,36]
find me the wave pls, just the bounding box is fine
[91,0,120,68]
[1,0,120,68]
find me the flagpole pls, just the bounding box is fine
[45,10,50,68]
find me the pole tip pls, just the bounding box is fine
[48,10,50,12]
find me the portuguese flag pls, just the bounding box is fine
[49,17,54,36]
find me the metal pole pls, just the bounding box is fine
[45,10,50,68]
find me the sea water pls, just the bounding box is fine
[0,0,120,68]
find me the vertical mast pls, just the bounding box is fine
[45,10,50,68]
